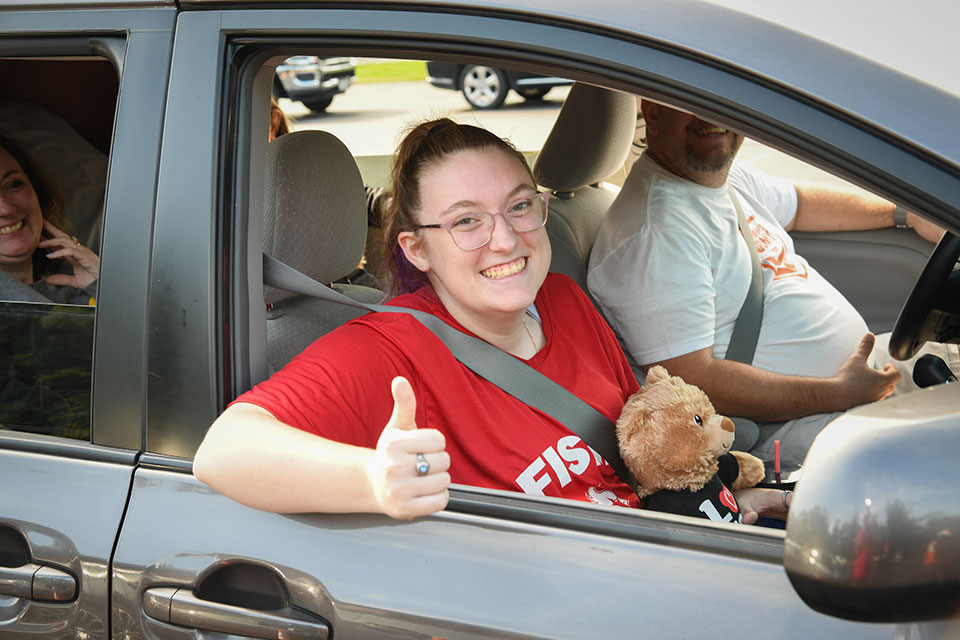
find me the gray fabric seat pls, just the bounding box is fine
[533,83,637,290]
[263,130,382,373]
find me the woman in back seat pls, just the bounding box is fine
[194,119,789,522]
[0,134,99,305]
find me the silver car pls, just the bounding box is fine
[1,0,958,638]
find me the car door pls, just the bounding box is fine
[0,4,173,638]
[103,4,944,638]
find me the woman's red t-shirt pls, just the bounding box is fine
[235,273,640,508]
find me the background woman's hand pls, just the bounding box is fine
[367,376,451,519]
[38,220,99,290]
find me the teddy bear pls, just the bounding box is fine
[616,365,766,524]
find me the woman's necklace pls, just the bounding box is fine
[522,316,538,354]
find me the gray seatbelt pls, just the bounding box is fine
[726,189,763,365]
[263,253,637,491]
[725,189,764,451]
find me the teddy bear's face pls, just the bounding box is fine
[703,409,735,457]
[616,366,736,496]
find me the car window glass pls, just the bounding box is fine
[0,55,117,441]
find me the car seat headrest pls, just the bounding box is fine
[263,130,367,305]
[533,83,637,193]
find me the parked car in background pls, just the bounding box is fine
[273,55,357,112]
[426,60,572,109]
[2,0,959,638]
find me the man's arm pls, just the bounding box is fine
[649,333,899,422]
[787,183,945,244]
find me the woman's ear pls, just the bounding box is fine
[397,230,431,273]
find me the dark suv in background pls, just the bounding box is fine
[273,55,356,112]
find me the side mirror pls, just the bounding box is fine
[784,384,960,622]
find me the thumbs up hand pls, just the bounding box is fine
[368,377,450,519]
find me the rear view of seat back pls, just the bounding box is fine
[263,130,382,373]
[533,83,637,290]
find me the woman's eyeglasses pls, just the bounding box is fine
[414,192,550,251]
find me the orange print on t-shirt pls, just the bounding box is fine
[747,215,808,281]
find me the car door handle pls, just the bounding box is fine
[142,587,329,640]
[0,564,77,602]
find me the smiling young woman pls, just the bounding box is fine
[194,119,644,518]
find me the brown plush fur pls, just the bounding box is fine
[730,451,766,490]
[617,366,765,498]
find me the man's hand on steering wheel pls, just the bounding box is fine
[889,231,960,360]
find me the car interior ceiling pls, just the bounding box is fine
[0,58,118,155]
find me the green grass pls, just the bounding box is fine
[355,60,427,84]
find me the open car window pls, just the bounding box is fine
[227,38,955,541]
[247,49,935,465]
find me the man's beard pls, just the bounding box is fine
[685,142,736,173]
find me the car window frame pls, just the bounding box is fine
[0,6,175,456]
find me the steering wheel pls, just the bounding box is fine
[889,231,960,360]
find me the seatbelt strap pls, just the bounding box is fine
[726,189,764,365]
[263,253,637,491]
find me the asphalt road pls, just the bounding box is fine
[282,79,862,193]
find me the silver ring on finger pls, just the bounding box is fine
[415,452,430,476]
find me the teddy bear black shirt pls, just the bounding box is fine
[642,453,744,524]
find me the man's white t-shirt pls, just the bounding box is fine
[587,154,868,379]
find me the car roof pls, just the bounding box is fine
[706,0,959,98]
[0,0,177,6]
[174,0,958,87]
